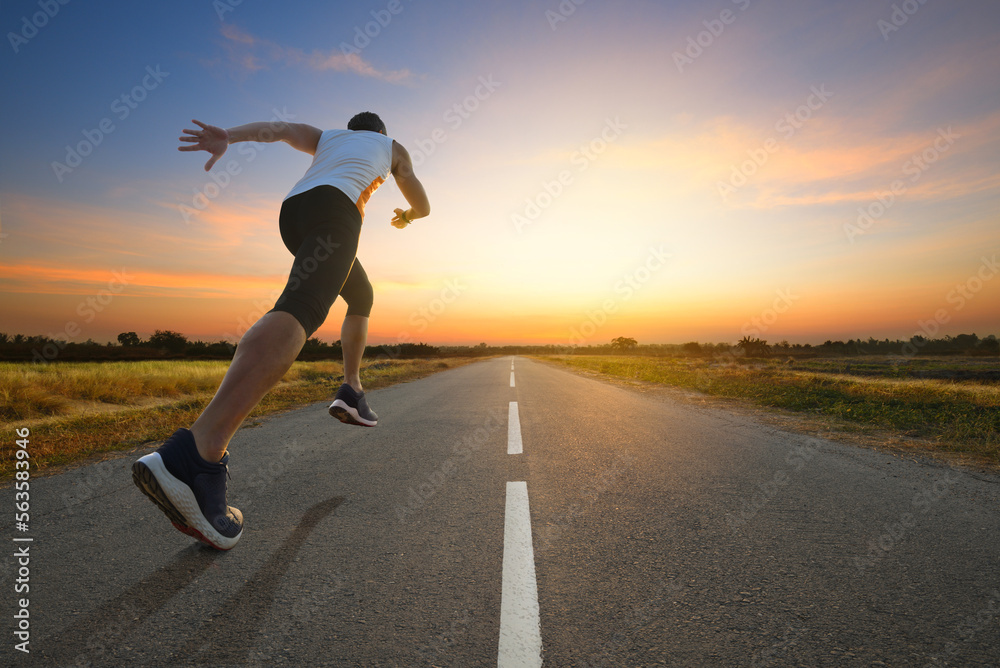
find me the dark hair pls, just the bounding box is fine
[347,111,386,135]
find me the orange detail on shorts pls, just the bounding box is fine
[355,176,386,218]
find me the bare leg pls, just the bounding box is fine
[341,314,369,392]
[190,310,307,462]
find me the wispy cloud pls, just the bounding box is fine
[729,111,1000,210]
[2,191,290,285]
[582,107,1000,212]
[216,24,417,85]
[0,261,285,299]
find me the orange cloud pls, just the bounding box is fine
[5,190,291,275]
[0,262,285,299]
[734,113,1000,209]
[575,101,1000,213]
[217,24,417,85]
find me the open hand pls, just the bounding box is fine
[178,119,229,171]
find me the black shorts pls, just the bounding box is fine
[268,186,374,337]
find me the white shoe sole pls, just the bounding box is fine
[133,452,242,550]
[329,399,377,427]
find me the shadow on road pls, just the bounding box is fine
[43,542,221,665]
[177,495,345,665]
[42,496,345,666]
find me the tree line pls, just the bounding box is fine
[0,330,444,363]
[0,330,995,363]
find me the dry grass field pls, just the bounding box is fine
[0,358,474,478]
[541,355,999,470]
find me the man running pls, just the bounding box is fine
[131,112,430,549]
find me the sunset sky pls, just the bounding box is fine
[1,0,998,346]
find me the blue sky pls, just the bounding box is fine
[1,0,998,345]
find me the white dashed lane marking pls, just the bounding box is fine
[499,360,540,666]
[498,481,543,668]
[507,402,522,455]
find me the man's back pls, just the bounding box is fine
[285,129,395,217]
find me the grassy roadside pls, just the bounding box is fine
[537,355,1000,471]
[0,357,475,479]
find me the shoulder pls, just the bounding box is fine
[391,140,417,175]
[391,139,411,159]
[319,128,350,142]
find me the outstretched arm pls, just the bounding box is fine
[179,120,322,171]
[389,140,431,229]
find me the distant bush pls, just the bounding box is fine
[0,331,995,362]
[117,331,142,347]
[148,330,189,353]
[737,337,771,357]
[682,342,702,355]
[974,337,999,356]
[611,336,639,351]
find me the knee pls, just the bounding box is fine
[345,281,374,318]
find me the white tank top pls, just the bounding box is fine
[284,129,394,218]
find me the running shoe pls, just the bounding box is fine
[131,428,243,550]
[329,383,378,427]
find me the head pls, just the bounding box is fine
[347,111,386,135]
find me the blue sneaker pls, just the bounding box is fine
[131,428,243,550]
[329,383,378,427]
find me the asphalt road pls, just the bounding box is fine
[6,356,1000,666]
